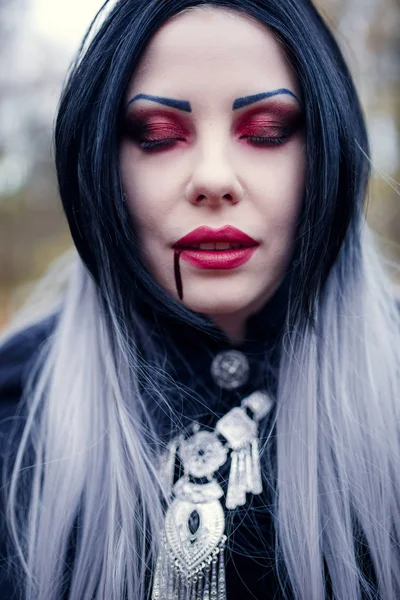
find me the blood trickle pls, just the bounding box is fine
[174,249,183,300]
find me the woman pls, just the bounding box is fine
[0,0,399,599]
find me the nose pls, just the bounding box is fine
[185,137,244,208]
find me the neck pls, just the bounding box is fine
[209,313,246,346]
[209,289,283,346]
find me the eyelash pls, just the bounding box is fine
[138,135,289,151]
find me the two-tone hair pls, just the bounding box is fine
[1,0,400,598]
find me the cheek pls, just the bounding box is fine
[120,145,169,239]
[256,145,306,230]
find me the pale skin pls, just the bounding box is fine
[119,6,306,344]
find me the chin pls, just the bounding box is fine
[181,292,261,318]
[180,275,283,321]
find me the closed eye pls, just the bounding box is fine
[240,135,289,146]
[138,134,290,152]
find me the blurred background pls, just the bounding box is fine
[0,0,399,327]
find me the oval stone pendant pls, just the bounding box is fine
[165,498,225,574]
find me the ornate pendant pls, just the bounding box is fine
[165,498,225,575]
[152,389,273,599]
[152,430,228,599]
[152,483,227,599]
[216,392,273,509]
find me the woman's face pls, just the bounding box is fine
[119,7,306,341]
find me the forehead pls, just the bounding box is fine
[126,7,300,110]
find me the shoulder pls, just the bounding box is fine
[0,316,57,599]
[0,313,58,442]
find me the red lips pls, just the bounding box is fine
[174,225,258,248]
[173,225,259,270]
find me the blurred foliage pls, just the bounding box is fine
[0,0,399,326]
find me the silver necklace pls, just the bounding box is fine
[152,351,274,600]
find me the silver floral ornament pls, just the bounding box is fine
[179,431,228,479]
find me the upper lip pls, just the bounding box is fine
[173,225,258,249]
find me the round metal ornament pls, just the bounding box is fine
[210,349,250,390]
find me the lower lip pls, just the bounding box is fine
[178,246,258,269]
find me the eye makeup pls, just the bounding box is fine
[235,102,303,144]
[120,98,303,151]
[120,111,189,146]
